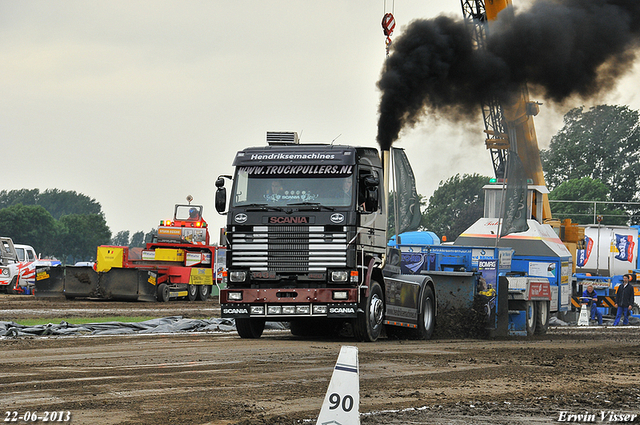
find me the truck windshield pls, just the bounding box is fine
[174,205,202,221]
[231,171,354,208]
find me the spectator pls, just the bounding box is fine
[581,284,602,325]
[613,274,635,326]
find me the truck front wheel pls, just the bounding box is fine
[353,280,384,342]
[236,318,265,338]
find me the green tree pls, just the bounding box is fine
[540,105,640,223]
[38,189,102,219]
[111,230,130,246]
[144,228,157,244]
[130,231,145,248]
[0,189,40,209]
[549,177,627,225]
[0,204,57,254]
[57,214,111,263]
[0,188,102,219]
[421,174,491,241]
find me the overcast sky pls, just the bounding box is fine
[3,1,640,243]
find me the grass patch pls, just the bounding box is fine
[14,316,158,326]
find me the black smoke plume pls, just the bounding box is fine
[377,0,640,150]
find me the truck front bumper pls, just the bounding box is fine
[221,302,358,319]
[220,287,359,319]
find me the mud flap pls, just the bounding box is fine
[98,269,156,302]
[427,271,486,338]
[34,266,66,298]
[63,266,101,298]
[492,276,509,337]
[431,271,476,309]
[35,266,157,302]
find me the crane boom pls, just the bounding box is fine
[460,0,552,221]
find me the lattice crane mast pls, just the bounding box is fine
[460,0,552,221]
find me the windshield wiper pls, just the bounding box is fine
[286,202,335,211]
[241,203,285,212]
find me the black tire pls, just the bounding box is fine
[157,283,170,302]
[197,284,210,301]
[236,318,265,339]
[525,300,537,336]
[187,285,198,302]
[7,276,19,295]
[417,286,436,340]
[535,301,550,335]
[353,280,384,342]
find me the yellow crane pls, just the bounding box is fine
[460,0,583,266]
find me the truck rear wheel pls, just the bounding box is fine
[417,286,436,340]
[353,280,384,342]
[236,318,265,339]
[157,283,170,302]
[535,301,550,334]
[197,285,210,301]
[187,285,198,302]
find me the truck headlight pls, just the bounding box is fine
[268,305,282,314]
[282,306,296,314]
[227,292,243,301]
[1,268,8,277]
[250,306,265,315]
[296,305,310,315]
[313,305,328,314]
[333,291,349,300]
[229,271,247,282]
[331,271,348,282]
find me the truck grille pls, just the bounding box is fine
[229,225,347,272]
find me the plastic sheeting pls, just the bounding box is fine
[0,317,287,337]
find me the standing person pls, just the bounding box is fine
[581,284,603,325]
[613,274,635,326]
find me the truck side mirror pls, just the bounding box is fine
[363,175,379,212]
[215,178,227,213]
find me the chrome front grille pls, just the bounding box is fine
[230,225,347,272]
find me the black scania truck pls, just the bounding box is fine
[214,132,479,341]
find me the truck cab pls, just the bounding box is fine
[215,133,387,339]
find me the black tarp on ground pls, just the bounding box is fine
[0,317,287,337]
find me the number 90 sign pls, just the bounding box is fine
[328,393,354,412]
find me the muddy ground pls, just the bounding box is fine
[1,294,639,425]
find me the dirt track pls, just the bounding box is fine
[1,295,640,425]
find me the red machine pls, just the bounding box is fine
[35,204,227,302]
